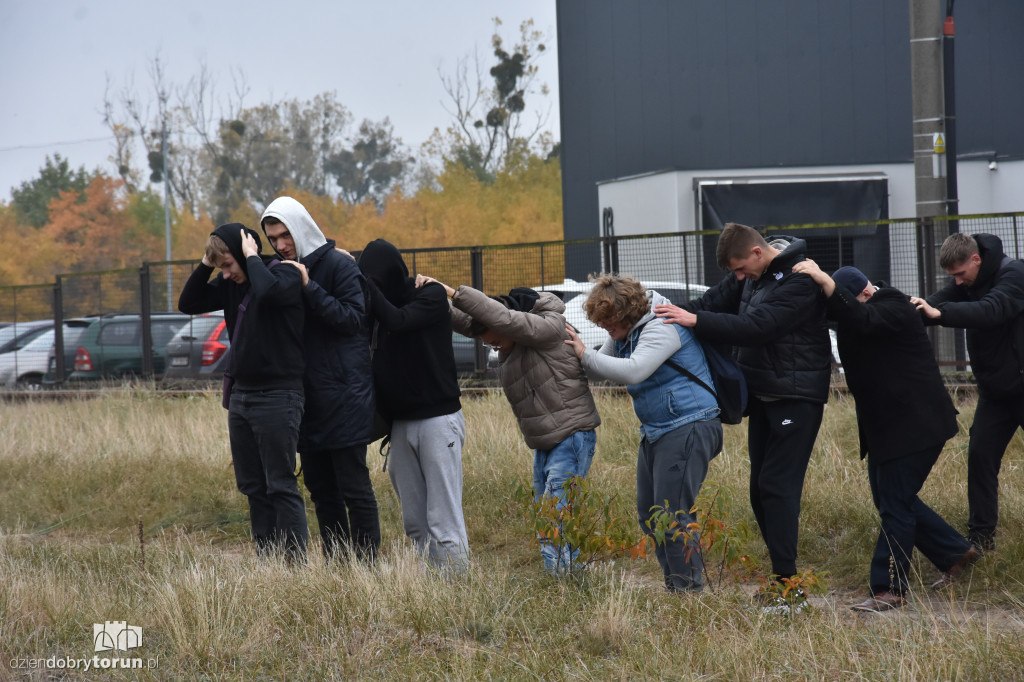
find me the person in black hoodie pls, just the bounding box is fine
[260,197,380,561]
[655,222,831,613]
[912,232,1024,552]
[794,261,976,612]
[357,239,469,572]
[178,223,308,559]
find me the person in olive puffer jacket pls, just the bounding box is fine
[420,275,601,575]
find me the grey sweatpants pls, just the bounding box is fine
[388,411,470,572]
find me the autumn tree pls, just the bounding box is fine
[10,155,96,228]
[432,18,555,181]
[326,118,413,209]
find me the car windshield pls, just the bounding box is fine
[0,323,46,349]
[21,329,56,351]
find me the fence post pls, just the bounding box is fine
[140,263,154,378]
[470,247,486,373]
[52,276,65,384]
[540,244,546,288]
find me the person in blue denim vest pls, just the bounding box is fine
[566,274,723,592]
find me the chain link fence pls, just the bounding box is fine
[2,211,1022,385]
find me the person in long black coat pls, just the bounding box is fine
[793,260,978,613]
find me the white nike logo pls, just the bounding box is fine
[781,419,793,426]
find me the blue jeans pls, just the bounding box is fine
[532,429,597,574]
[228,388,308,559]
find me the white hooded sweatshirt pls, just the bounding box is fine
[260,196,328,260]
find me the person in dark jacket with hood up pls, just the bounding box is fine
[358,239,469,573]
[794,260,977,613]
[912,232,1024,552]
[260,196,380,561]
[178,223,308,560]
[655,222,831,614]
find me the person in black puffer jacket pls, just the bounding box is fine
[358,239,469,573]
[913,232,1024,551]
[261,196,379,561]
[655,223,830,609]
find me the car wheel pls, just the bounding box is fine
[17,374,44,391]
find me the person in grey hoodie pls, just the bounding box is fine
[418,276,601,575]
[260,196,380,561]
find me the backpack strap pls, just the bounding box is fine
[631,319,718,401]
[663,356,718,402]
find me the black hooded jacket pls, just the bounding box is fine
[358,239,461,420]
[927,233,1024,399]
[682,236,832,402]
[828,283,958,462]
[177,222,305,392]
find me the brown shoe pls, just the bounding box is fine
[930,545,982,590]
[850,591,905,613]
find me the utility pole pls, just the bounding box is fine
[909,0,952,363]
[910,0,948,224]
[161,120,173,311]
[942,0,959,229]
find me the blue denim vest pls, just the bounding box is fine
[615,323,720,442]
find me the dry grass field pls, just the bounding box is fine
[0,387,1022,680]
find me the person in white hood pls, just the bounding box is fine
[261,196,380,560]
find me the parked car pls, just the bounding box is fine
[0,319,94,389]
[66,313,190,382]
[549,279,710,349]
[162,313,230,380]
[42,317,101,385]
[0,319,54,354]
[452,331,499,374]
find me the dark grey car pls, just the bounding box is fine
[163,313,230,380]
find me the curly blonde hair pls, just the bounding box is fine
[583,274,649,330]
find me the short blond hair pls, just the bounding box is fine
[583,274,649,330]
[204,234,232,265]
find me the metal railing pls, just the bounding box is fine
[1,211,1021,383]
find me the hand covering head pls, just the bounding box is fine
[831,266,869,297]
[357,238,414,305]
[212,222,262,275]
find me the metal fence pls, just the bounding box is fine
[2,211,1022,383]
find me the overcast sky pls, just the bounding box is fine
[0,0,560,203]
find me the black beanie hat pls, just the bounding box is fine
[832,266,869,297]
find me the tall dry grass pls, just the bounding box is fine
[0,388,1022,680]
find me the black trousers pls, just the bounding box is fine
[301,444,381,560]
[967,392,1024,543]
[868,445,971,595]
[746,397,824,580]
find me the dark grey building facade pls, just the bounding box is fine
[556,0,1024,242]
